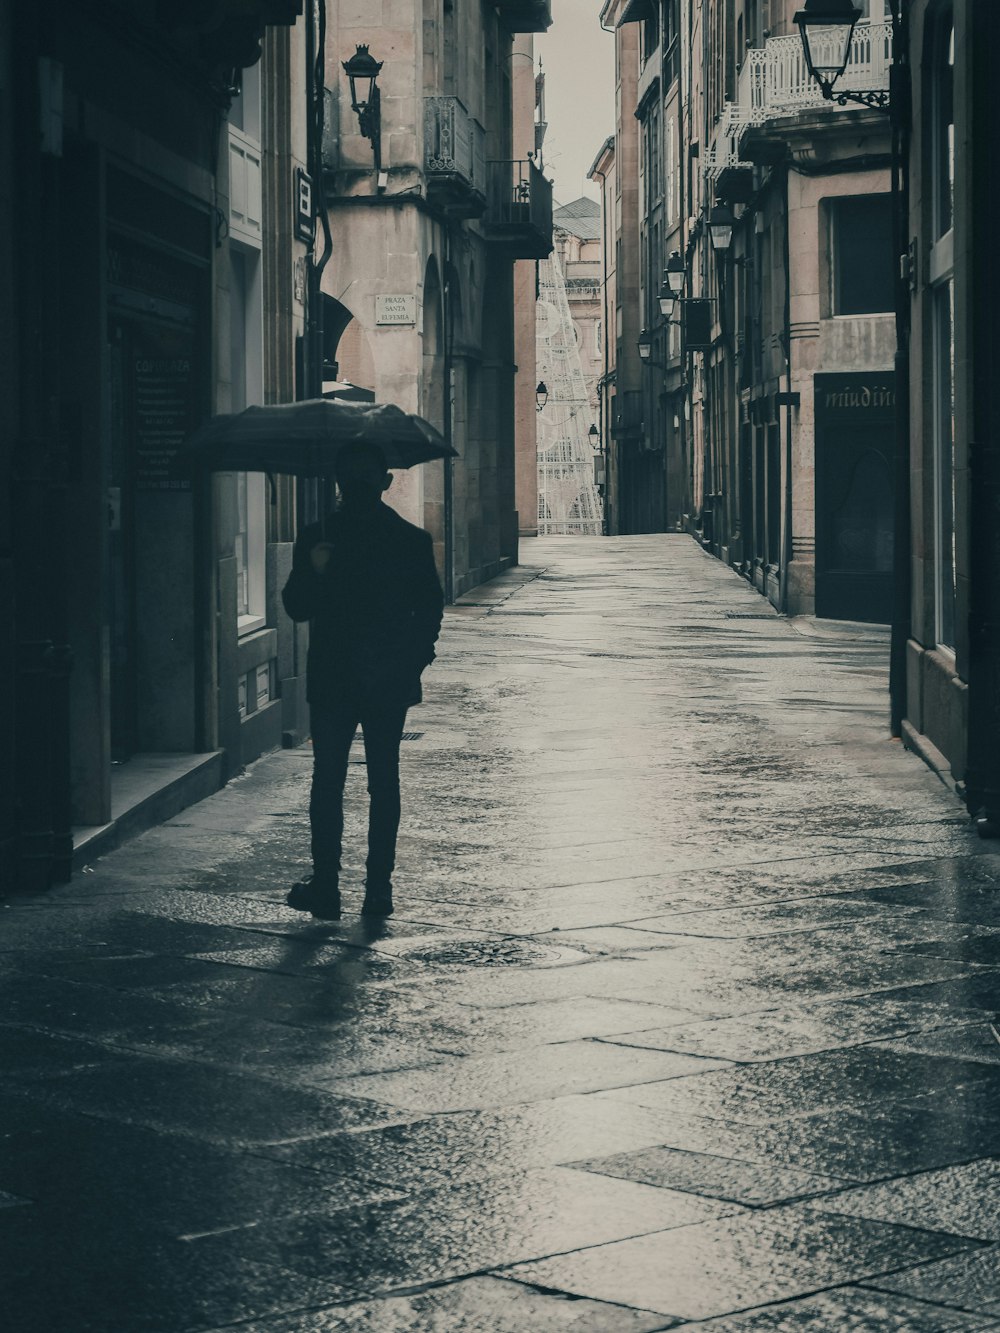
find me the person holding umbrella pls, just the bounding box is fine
[281,442,444,920]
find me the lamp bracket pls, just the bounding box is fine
[824,85,891,112]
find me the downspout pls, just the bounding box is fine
[964,0,1000,832]
[592,160,611,535]
[781,158,793,615]
[443,223,455,604]
[677,0,689,528]
[888,0,912,738]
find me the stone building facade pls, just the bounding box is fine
[901,0,1000,830]
[604,0,896,619]
[595,2,647,534]
[321,0,552,598]
[0,1,314,893]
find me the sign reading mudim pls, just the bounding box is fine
[375,294,417,325]
[822,382,895,411]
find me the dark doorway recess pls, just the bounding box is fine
[814,371,896,623]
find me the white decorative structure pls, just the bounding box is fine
[703,20,892,182]
[535,247,603,536]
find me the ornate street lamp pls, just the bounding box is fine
[588,423,602,450]
[665,250,686,297]
[637,330,653,361]
[658,280,676,319]
[708,203,735,253]
[535,381,548,412]
[342,44,383,172]
[793,0,891,110]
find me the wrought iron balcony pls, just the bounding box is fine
[482,159,553,259]
[739,20,891,128]
[494,0,552,33]
[704,19,891,176]
[424,97,486,219]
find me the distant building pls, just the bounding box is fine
[588,136,618,532]
[321,1,553,597]
[604,0,894,621]
[535,244,604,536]
[553,198,604,422]
[596,2,656,534]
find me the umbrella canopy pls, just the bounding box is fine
[172,399,456,477]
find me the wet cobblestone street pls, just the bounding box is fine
[3,535,1000,1331]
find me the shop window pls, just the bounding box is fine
[664,0,680,86]
[642,7,659,63]
[830,195,894,316]
[665,110,677,225]
[230,248,266,632]
[227,69,267,638]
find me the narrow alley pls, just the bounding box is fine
[2,536,1000,1331]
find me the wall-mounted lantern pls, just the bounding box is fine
[708,203,735,252]
[342,44,384,177]
[793,0,860,98]
[535,381,548,412]
[665,250,686,297]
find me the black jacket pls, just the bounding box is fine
[282,501,444,708]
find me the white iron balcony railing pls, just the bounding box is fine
[424,96,486,193]
[736,19,891,128]
[701,142,746,182]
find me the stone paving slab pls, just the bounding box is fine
[194,1276,679,1332]
[507,1202,980,1321]
[3,534,1000,1331]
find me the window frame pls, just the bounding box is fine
[928,8,956,653]
[227,66,267,639]
[828,194,895,318]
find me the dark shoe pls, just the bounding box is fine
[361,881,394,917]
[287,877,341,920]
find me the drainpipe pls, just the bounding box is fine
[442,223,455,604]
[888,0,912,738]
[781,159,793,616]
[964,0,1000,833]
[592,159,611,535]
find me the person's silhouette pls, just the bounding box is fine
[281,442,444,919]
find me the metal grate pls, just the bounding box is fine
[352,731,424,741]
[723,612,779,620]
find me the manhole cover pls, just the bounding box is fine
[405,938,565,969]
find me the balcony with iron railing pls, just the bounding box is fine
[704,20,892,178]
[424,96,486,219]
[482,158,553,259]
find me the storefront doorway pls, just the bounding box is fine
[106,234,205,759]
[814,372,896,623]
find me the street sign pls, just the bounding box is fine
[375,294,417,325]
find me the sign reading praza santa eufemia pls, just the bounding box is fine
[375,294,417,325]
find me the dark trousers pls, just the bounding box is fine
[309,695,408,885]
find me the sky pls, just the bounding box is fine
[535,1,616,206]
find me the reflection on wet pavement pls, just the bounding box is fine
[3,535,1000,1330]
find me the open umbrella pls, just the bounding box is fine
[171,398,456,477]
